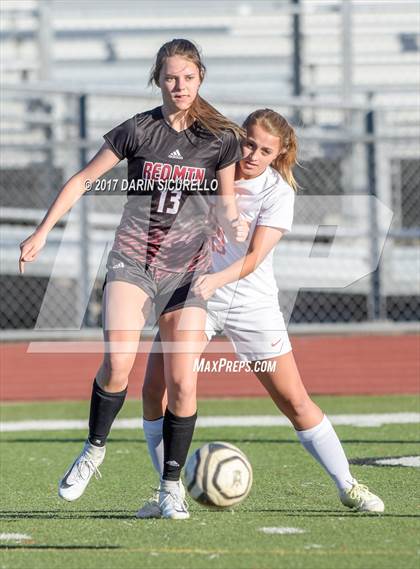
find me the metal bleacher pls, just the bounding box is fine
[1,0,419,329]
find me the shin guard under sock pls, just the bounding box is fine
[162,407,197,481]
[88,378,127,447]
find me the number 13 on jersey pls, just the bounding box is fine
[157,189,182,215]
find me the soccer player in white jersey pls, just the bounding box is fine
[138,109,384,518]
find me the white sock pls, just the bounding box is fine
[85,440,105,460]
[295,415,355,491]
[143,417,164,476]
[160,479,180,493]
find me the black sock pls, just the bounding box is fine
[162,407,197,481]
[88,378,127,447]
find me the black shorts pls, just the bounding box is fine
[103,250,207,317]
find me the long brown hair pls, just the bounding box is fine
[243,109,298,191]
[149,38,244,139]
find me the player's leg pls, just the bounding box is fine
[251,350,324,430]
[141,331,167,476]
[226,307,351,489]
[157,305,208,519]
[225,300,384,513]
[141,311,215,475]
[251,351,384,512]
[90,280,151,443]
[137,312,214,519]
[135,332,167,519]
[58,281,151,502]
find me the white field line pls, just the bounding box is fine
[0,533,32,541]
[375,456,420,467]
[0,413,419,433]
[259,527,306,535]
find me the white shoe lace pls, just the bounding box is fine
[346,482,379,506]
[160,490,188,513]
[348,483,369,499]
[75,455,103,482]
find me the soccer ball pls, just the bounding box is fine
[184,442,253,508]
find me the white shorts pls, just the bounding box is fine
[205,298,292,362]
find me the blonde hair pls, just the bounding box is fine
[243,109,298,191]
[149,38,244,139]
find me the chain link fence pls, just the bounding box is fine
[1,0,419,332]
[1,88,419,331]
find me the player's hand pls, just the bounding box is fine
[232,217,250,243]
[192,273,222,301]
[19,229,47,274]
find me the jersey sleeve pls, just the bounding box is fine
[257,181,295,233]
[103,116,137,160]
[216,130,242,171]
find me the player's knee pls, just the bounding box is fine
[288,396,314,419]
[166,376,195,405]
[101,354,133,389]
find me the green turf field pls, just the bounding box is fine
[1,395,419,569]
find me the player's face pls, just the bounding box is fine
[239,124,283,179]
[159,56,201,112]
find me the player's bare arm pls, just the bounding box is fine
[215,163,249,243]
[192,224,284,300]
[18,144,119,274]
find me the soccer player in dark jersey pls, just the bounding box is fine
[19,39,248,519]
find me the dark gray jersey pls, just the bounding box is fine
[104,106,242,272]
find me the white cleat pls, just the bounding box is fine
[136,490,161,519]
[339,480,384,513]
[136,480,186,519]
[58,441,105,502]
[158,480,189,520]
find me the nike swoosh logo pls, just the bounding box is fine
[271,338,282,347]
[60,459,79,487]
[59,470,75,488]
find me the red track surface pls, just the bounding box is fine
[1,334,418,401]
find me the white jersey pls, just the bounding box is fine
[210,166,295,309]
